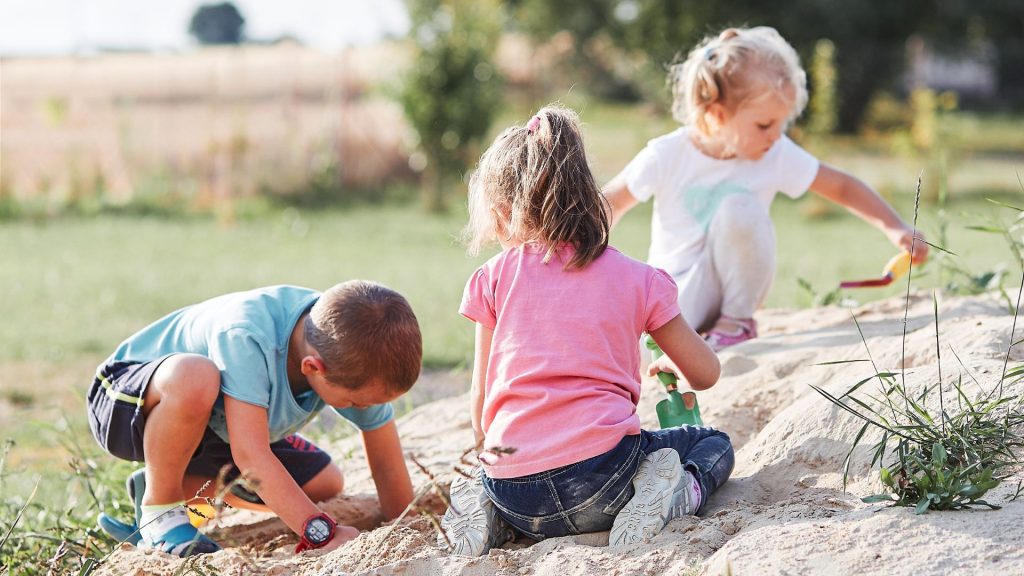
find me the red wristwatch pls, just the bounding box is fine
[295,513,337,553]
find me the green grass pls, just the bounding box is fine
[0,206,484,369]
[0,192,1016,373]
[940,112,1024,155]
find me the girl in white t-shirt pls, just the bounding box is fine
[604,26,928,350]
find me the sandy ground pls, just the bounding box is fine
[95,292,1024,575]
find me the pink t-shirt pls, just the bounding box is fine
[460,244,681,478]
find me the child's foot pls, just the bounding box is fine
[609,448,699,545]
[138,507,221,557]
[98,468,225,545]
[704,316,756,352]
[438,473,513,556]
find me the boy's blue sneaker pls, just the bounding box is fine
[438,472,514,556]
[139,507,221,557]
[609,448,696,545]
[97,467,257,548]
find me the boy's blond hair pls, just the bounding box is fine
[669,26,808,135]
[305,280,421,393]
[463,104,610,270]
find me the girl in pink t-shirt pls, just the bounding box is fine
[438,105,735,555]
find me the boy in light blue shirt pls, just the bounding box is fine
[88,281,422,556]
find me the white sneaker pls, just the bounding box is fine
[609,448,696,545]
[438,473,512,556]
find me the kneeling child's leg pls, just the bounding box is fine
[644,426,735,513]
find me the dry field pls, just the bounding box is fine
[1,43,416,209]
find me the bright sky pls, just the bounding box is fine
[0,0,410,56]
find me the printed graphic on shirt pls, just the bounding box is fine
[683,182,751,230]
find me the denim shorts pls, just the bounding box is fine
[87,356,331,488]
[482,426,734,540]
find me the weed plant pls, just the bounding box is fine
[814,189,1024,513]
[934,192,1023,306]
[0,428,251,574]
[0,435,125,574]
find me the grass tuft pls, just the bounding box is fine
[814,182,1024,513]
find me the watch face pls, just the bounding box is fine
[306,517,332,544]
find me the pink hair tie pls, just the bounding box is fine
[526,115,541,134]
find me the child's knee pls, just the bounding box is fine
[149,354,221,408]
[712,427,732,445]
[303,463,344,502]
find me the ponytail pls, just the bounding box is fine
[463,104,609,269]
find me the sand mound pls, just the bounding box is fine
[95,292,1024,576]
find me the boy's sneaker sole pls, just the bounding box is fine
[609,448,682,546]
[438,474,512,556]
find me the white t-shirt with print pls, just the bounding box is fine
[623,126,819,277]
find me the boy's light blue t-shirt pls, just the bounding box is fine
[108,285,394,443]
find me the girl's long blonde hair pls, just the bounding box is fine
[669,26,808,135]
[463,104,609,270]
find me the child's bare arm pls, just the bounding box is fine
[225,396,358,550]
[470,323,493,447]
[602,174,640,229]
[360,421,414,519]
[809,163,928,264]
[649,314,721,391]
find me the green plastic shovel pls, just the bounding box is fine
[643,335,703,428]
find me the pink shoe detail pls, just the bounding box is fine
[704,316,756,352]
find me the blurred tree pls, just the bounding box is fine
[401,0,504,212]
[189,2,246,45]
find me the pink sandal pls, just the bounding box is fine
[704,316,757,352]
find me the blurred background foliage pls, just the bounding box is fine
[505,0,1023,129]
[2,0,1021,218]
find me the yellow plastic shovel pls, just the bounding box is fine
[840,251,912,289]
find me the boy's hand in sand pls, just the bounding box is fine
[320,525,360,552]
